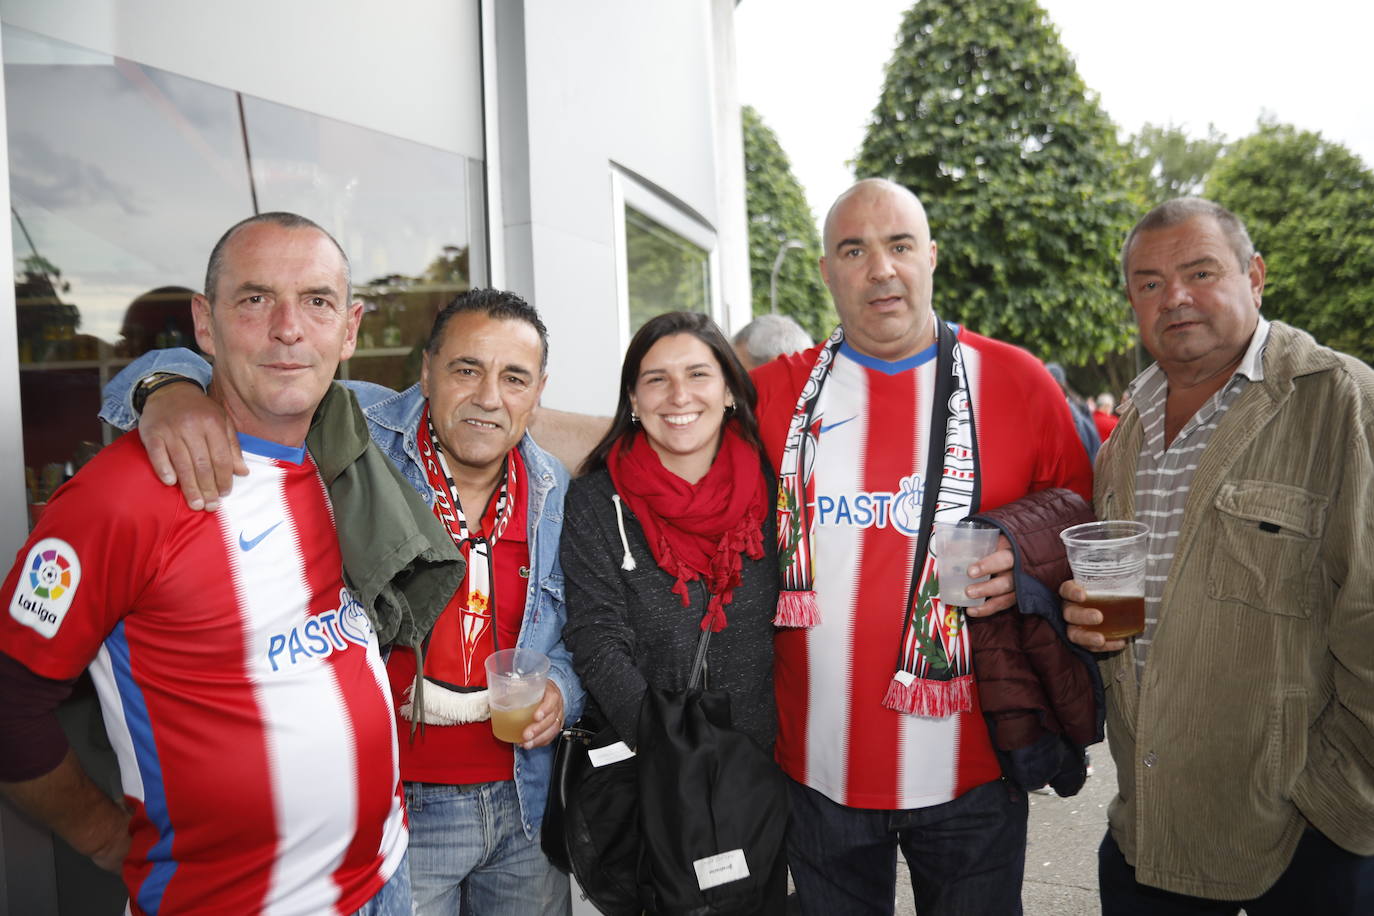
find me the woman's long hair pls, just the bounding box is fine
[580,311,764,476]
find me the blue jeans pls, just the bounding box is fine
[787,777,1027,916]
[1099,828,1374,916]
[352,851,413,916]
[405,780,570,916]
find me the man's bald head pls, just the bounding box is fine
[823,178,932,254]
[818,178,939,361]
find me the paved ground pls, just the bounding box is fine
[895,750,1115,915]
[574,750,1118,915]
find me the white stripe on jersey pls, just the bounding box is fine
[804,359,862,801]
[306,466,409,898]
[222,456,352,916]
[89,646,142,802]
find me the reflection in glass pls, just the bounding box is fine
[4,24,246,480]
[244,96,472,391]
[5,24,481,511]
[625,205,710,333]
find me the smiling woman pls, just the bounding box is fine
[562,310,778,741]
[559,310,786,910]
[628,333,734,484]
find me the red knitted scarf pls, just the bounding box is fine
[607,424,767,632]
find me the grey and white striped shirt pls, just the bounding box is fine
[1128,318,1271,675]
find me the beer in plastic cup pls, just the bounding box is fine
[933,520,1002,608]
[1059,520,1150,639]
[485,647,549,743]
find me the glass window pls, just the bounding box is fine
[243,96,475,391]
[625,205,710,333]
[4,26,246,499]
[4,25,480,512]
[613,170,718,340]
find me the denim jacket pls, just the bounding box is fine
[101,350,585,839]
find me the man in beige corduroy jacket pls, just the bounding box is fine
[1061,198,1374,915]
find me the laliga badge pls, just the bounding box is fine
[10,538,81,638]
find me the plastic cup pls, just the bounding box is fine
[933,520,1002,607]
[1060,521,1150,640]
[485,647,549,743]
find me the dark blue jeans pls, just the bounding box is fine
[1099,828,1374,916]
[787,777,1027,916]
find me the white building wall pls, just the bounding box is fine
[709,0,755,337]
[0,0,483,158]
[512,0,750,415]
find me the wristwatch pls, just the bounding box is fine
[132,372,199,415]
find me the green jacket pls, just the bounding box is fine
[1095,321,1374,899]
[306,383,464,649]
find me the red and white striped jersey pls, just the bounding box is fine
[756,327,1092,811]
[1,432,407,916]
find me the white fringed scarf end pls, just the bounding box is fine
[399,679,491,726]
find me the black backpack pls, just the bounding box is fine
[543,626,789,915]
[635,677,790,915]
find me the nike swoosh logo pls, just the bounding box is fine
[818,416,857,435]
[239,521,283,552]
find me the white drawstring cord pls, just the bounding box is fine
[611,494,637,571]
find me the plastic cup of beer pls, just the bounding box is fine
[933,520,1002,608]
[1059,520,1150,640]
[485,648,549,743]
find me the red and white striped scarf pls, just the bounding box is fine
[400,403,517,726]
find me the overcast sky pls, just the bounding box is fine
[736,0,1374,223]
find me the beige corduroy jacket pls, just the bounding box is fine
[1094,321,1374,900]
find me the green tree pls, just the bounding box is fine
[855,0,1138,365]
[1206,121,1374,364]
[742,104,832,340]
[1126,122,1227,203]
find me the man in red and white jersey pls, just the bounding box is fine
[0,214,410,916]
[753,179,1092,914]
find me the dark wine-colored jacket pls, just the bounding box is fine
[967,488,1105,796]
